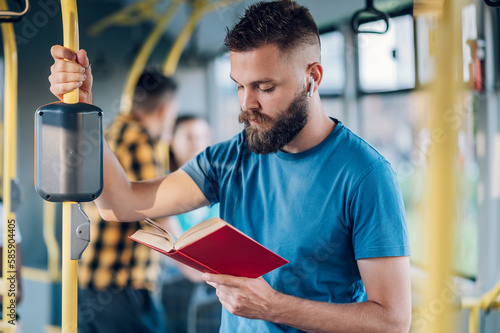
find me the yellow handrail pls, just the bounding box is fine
[462,298,500,310]
[87,0,160,37]
[120,1,182,114]
[62,0,79,104]
[0,0,18,330]
[422,1,462,332]
[163,0,207,76]
[462,279,500,333]
[43,201,61,281]
[118,0,243,111]
[61,202,77,332]
[131,0,245,185]
[162,0,243,76]
[60,0,79,332]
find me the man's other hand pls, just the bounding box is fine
[203,273,282,322]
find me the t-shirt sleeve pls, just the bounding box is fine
[181,148,220,205]
[350,162,411,260]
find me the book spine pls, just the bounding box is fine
[129,236,220,274]
[170,251,221,274]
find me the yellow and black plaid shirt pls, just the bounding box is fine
[79,114,163,291]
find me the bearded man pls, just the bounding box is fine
[49,1,411,332]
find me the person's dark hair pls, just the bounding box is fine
[132,67,177,115]
[169,114,207,171]
[224,0,320,53]
[173,114,206,135]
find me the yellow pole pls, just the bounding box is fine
[0,0,18,330]
[61,202,77,332]
[479,280,500,309]
[60,0,79,332]
[43,201,61,281]
[120,1,181,114]
[162,4,204,76]
[423,1,462,332]
[162,0,243,76]
[156,0,242,170]
[61,0,79,104]
[462,279,500,332]
[468,307,480,333]
[87,0,160,37]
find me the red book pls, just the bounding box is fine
[129,217,288,278]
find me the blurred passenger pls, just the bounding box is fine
[161,115,221,332]
[169,115,219,231]
[77,68,178,333]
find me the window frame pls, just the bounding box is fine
[354,8,417,95]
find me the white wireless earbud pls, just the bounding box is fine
[308,76,314,97]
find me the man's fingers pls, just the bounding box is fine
[51,60,86,74]
[49,45,92,103]
[49,71,86,84]
[50,45,89,69]
[76,49,90,69]
[217,295,233,311]
[49,82,83,97]
[205,281,217,288]
[202,273,243,287]
[50,45,76,61]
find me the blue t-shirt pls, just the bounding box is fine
[176,204,220,232]
[182,120,410,332]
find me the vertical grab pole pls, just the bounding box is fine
[120,1,181,114]
[61,0,79,104]
[158,0,242,168]
[0,0,18,330]
[423,1,462,333]
[43,201,61,281]
[60,0,79,332]
[62,202,77,332]
[162,0,243,76]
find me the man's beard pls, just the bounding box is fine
[238,90,309,155]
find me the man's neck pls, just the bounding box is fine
[281,105,335,154]
[137,114,159,140]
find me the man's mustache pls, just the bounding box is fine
[238,110,273,125]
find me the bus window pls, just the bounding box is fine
[212,52,241,142]
[358,14,416,93]
[415,15,437,86]
[361,91,479,279]
[319,30,345,96]
[416,4,479,86]
[462,4,479,85]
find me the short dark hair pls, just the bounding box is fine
[132,67,177,115]
[224,0,320,53]
[169,114,208,171]
[173,114,206,134]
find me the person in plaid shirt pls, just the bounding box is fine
[76,68,178,333]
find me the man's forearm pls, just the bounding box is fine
[94,141,170,222]
[96,140,209,222]
[94,140,138,221]
[268,292,410,333]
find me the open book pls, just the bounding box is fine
[129,217,288,278]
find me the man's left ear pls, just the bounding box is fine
[307,62,323,96]
[307,62,323,88]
